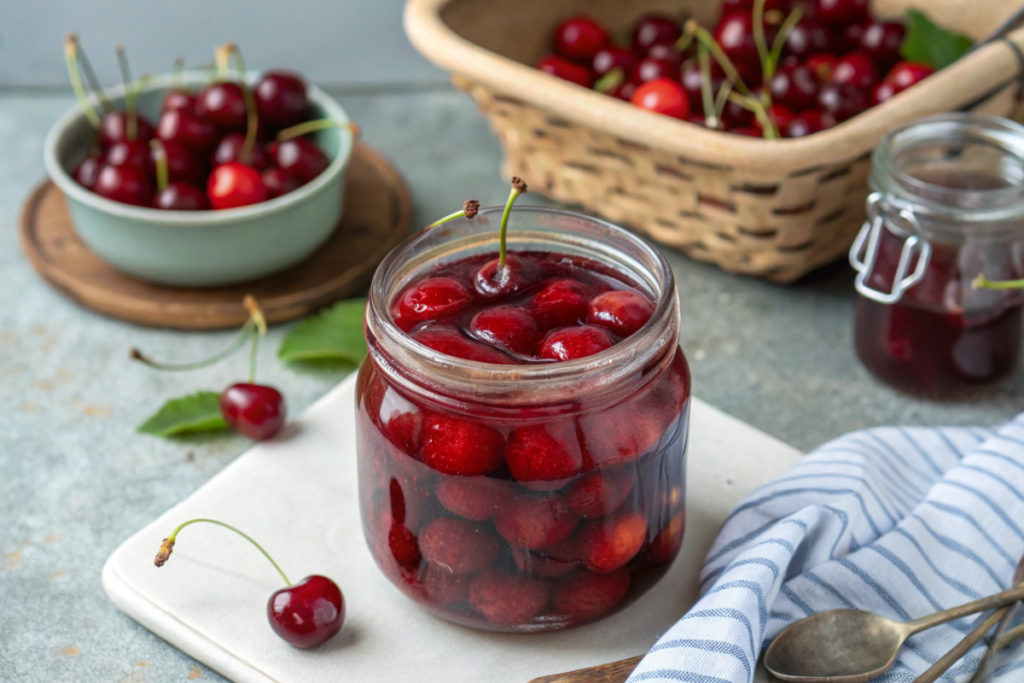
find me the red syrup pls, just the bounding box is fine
[356,250,690,631]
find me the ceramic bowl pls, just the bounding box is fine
[43,72,353,288]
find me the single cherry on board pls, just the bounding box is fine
[208,162,269,209]
[220,383,287,440]
[154,519,344,649]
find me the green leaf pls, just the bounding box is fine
[138,391,228,437]
[901,9,973,70]
[278,298,368,364]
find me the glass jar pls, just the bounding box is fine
[850,114,1024,398]
[355,207,690,632]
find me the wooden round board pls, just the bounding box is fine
[19,142,411,330]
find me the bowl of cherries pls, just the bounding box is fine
[43,39,354,288]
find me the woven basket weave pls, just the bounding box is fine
[406,0,1024,282]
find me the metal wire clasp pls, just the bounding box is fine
[849,192,932,304]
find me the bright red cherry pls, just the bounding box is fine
[162,89,196,114]
[587,290,655,337]
[536,325,614,361]
[536,55,593,88]
[475,254,536,299]
[630,78,690,120]
[268,575,345,649]
[92,164,154,206]
[157,108,218,154]
[714,12,760,68]
[553,16,610,62]
[768,103,795,132]
[806,53,839,82]
[411,328,517,364]
[817,82,868,122]
[73,154,103,189]
[831,52,878,90]
[782,19,830,59]
[592,47,637,78]
[860,22,906,67]
[105,140,149,172]
[212,132,271,170]
[886,61,936,91]
[631,14,682,54]
[270,137,330,184]
[392,277,473,330]
[219,383,286,440]
[207,162,269,210]
[196,81,248,131]
[783,110,830,138]
[769,63,820,110]
[813,0,869,24]
[262,166,301,199]
[100,111,155,148]
[146,141,206,186]
[469,306,539,354]
[254,70,309,128]
[631,58,681,84]
[530,279,592,329]
[153,183,210,211]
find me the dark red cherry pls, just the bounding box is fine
[768,103,795,131]
[860,21,906,67]
[783,19,830,59]
[470,306,540,355]
[769,63,819,110]
[267,575,344,649]
[782,110,830,138]
[607,80,638,101]
[270,138,330,184]
[536,325,614,361]
[153,183,210,211]
[722,98,755,128]
[871,80,898,105]
[92,164,154,206]
[730,126,763,137]
[475,254,536,298]
[196,81,248,131]
[553,16,610,62]
[262,166,301,199]
[831,52,878,90]
[254,70,309,128]
[806,53,839,82]
[681,62,725,105]
[157,108,218,154]
[73,153,103,189]
[631,57,680,84]
[631,14,682,54]
[207,162,268,210]
[219,383,286,440]
[631,78,690,119]
[592,47,637,78]
[833,22,866,54]
[714,12,760,68]
[813,0,869,24]
[105,140,148,172]
[162,89,196,114]
[147,140,206,186]
[392,277,473,330]
[886,61,935,91]
[212,132,271,170]
[100,111,155,147]
[536,55,593,88]
[646,43,684,69]
[817,82,868,122]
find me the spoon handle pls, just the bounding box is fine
[907,584,1024,634]
[911,608,1008,683]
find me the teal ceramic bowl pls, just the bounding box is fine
[43,73,353,288]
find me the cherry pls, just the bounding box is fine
[146,140,206,186]
[73,153,103,189]
[592,47,636,78]
[714,12,760,68]
[730,126,763,137]
[565,469,635,518]
[813,0,869,24]
[722,98,755,129]
[474,177,532,298]
[469,305,539,354]
[262,166,301,199]
[254,70,309,128]
[104,139,148,172]
[817,82,867,122]
[535,325,614,361]
[392,277,473,329]
[157,108,218,154]
[782,19,830,60]
[163,89,196,114]
[631,57,681,84]
[607,80,638,101]
[92,164,154,206]
[530,279,592,329]
[806,52,839,82]
[213,132,271,170]
[570,511,647,572]
[504,422,584,484]
[870,80,897,106]
[834,22,867,54]
[154,183,210,211]
[768,103,796,132]
[631,14,682,54]
[196,81,248,131]
[645,43,685,69]
[886,61,936,91]
[536,55,593,88]
[553,16,610,62]
[219,382,286,439]
[154,519,343,649]
[630,78,690,120]
[681,63,724,106]
[830,51,878,90]
[100,111,155,147]
[269,137,330,184]
[494,491,580,548]
[207,162,269,210]
[860,21,906,67]
[419,518,501,574]
[411,328,517,364]
[588,290,655,337]
[769,63,819,110]
[783,109,829,138]
[419,413,506,476]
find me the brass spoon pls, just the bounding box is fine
[963,556,1024,683]
[765,582,1024,683]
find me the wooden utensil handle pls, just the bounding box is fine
[529,656,643,683]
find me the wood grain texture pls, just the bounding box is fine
[19,142,410,330]
[529,656,642,683]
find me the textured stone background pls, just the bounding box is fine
[2,88,1022,682]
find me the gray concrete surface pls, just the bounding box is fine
[2,86,1022,683]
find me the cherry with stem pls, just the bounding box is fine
[63,35,101,130]
[427,199,480,229]
[150,139,209,211]
[154,518,345,649]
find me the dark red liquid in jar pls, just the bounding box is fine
[355,250,690,631]
[855,172,1024,397]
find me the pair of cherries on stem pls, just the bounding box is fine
[131,296,286,440]
[155,519,344,648]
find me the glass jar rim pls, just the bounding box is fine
[364,206,680,410]
[872,113,1024,225]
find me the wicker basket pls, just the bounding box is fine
[405,0,1024,282]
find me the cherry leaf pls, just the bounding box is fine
[901,9,972,70]
[278,298,368,364]
[138,391,228,437]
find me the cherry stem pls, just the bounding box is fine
[156,518,291,587]
[172,57,184,91]
[244,295,267,384]
[77,40,112,113]
[63,35,100,128]
[727,92,777,139]
[221,43,259,163]
[768,6,805,78]
[277,118,346,142]
[131,320,255,371]
[674,22,697,52]
[973,274,1024,290]
[594,68,623,94]
[426,199,480,229]
[753,0,770,86]
[498,178,528,269]
[697,43,718,128]
[688,21,752,97]
[115,45,138,142]
[150,139,169,192]
[714,77,735,122]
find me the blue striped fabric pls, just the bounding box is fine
[628,416,1024,683]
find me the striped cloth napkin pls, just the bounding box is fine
[628,415,1024,683]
